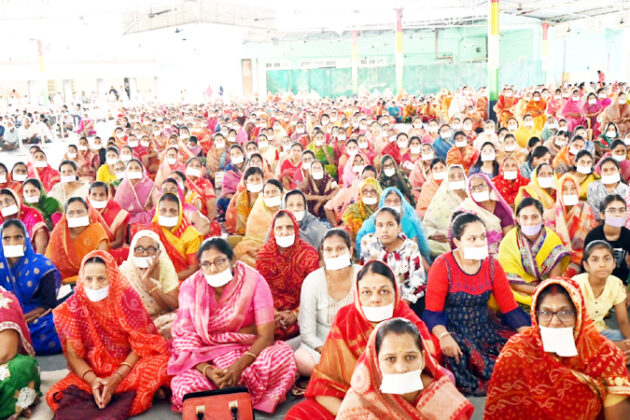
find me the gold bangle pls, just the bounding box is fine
[202,364,212,378]
[148,286,159,294]
[120,362,133,370]
[113,371,124,380]
[81,368,94,380]
[243,351,258,360]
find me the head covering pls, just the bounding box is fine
[342,177,383,236]
[0,288,35,356]
[280,190,326,249]
[122,230,179,291]
[337,319,473,420]
[22,178,61,223]
[492,156,530,204]
[0,188,48,241]
[377,155,416,206]
[514,163,557,209]
[355,187,430,261]
[485,277,630,419]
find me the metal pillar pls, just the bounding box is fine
[395,8,403,94]
[488,0,500,121]
[352,30,359,95]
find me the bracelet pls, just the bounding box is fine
[81,368,94,380]
[438,331,451,340]
[148,286,159,294]
[112,371,124,380]
[120,362,134,371]
[243,351,258,360]
[202,364,212,378]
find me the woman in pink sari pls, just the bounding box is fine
[154,146,185,187]
[114,159,159,226]
[559,89,585,132]
[76,112,96,137]
[168,238,297,413]
[583,92,604,139]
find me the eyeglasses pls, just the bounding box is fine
[134,246,158,255]
[605,208,627,215]
[536,309,576,323]
[469,184,488,193]
[200,257,229,270]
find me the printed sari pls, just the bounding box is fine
[543,174,598,277]
[514,167,557,210]
[186,175,215,217]
[0,189,48,252]
[446,145,479,174]
[45,207,110,284]
[26,162,60,192]
[307,142,338,179]
[0,220,61,354]
[485,278,630,419]
[337,320,473,420]
[120,230,179,339]
[498,227,570,307]
[492,157,530,205]
[22,179,62,228]
[233,195,278,267]
[114,175,157,225]
[377,155,416,207]
[168,262,297,413]
[47,251,170,417]
[286,265,440,420]
[301,170,338,219]
[256,210,320,340]
[342,178,382,238]
[0,289,41,419]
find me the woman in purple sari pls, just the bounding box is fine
[114,159,159,226]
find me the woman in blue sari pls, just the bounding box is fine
[0,219,62,354]
[432,124,455,161]
[356,186,431,261]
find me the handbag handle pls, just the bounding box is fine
[229,400,238,420]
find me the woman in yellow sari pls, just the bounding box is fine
[498,197,570,307]
[341,177,382,242]
[543,174,598,277]
[233,179,283,267]
[150,193,202,281]
[515,163,557,210]
[567,150,599,201]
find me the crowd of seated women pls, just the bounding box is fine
[2,82,630,419]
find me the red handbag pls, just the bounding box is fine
[182,386,254,420]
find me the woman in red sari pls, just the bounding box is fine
[446,131,479,174]
[88,181,130,264]
[286,261,441,420]
[492,156,530,207]
[27,149,60,191]
[0,188,49,253]
[337,318,473,420]
[485,278,630,419]
[8,162,28,196]
[46,251,170,417]
[185,157,216,220]
[256,210,319,341]
[75,137,100,180]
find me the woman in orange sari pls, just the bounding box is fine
[286,261,440,420]
[337,318,473,420]
[485,278,630,419]
[543,174,598,277]
[446,131,479,173]
[46,251,170,417]
[45,197,109,284]
[524,91,547,132]
[494,88,518,127]
[27,149,60,191]
[150,193,202,281]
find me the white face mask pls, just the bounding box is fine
[363,196,378,206]
[91,199,107,209]
[134,256,154,269]
[324,253,351,271]
[127,171,143,180]
[504,143,517,152]
[606,131,617,138]
[67,215,90,228]
[264,195,282,208]
[463,245,489,260]
[612,154,626,163]
[61,175,76,183]
[67,152,78,159]
[361,302,394,322]
[0,175,5,183]
[3,244,24,258]
[115,171,126,180]
[411,146,423,155]
[576,165,591,174]
[452,123,462,130]
[472,190,490,202]
[384,168,396,177]
[397,141,408,149]
[34,161,47,168]
[503,170,517,180]
[352,165,364,174]
[121,154,132,162]
[380,369,424,395]
[537,176,554,188]
[106,157,118,166]
[588,99,596,105]
[539,326,578,357]
[205,267,233,288]
[246,182,263,193]
[548,123,558,130]
[455,139,467,148]
[358,142,369,149]
[524,121,534,128]
[601,173,620,184]
[85,285,110,302]
[186,167,202,178]
[140,141,150,147]
[432,171,446,181]
[554,138,566,147]
[158,215,178,228]
[562,194,579,206]
[311,171,324,180]
[78,145,88,152]
[128,141,139,147]
[568,147,580,155]
[275,234,295,248]
[167,157,178,166]
[24,195,40,204]
[292,210,305,221]
[302,161,312,170]
[388,205,402,214]
[231,155,244,165]
[1,205,19,217]
[258,141,268,149]
[448,180,466,191]
[481,152,496,162]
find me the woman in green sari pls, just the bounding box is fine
[0,288,41,419]
[21,178,62,229]
[307,129,338,180]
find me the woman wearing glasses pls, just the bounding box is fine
[168,237,297,414]
[120,231,179,340]
[584,194,630,285]
[485,278,630,419]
